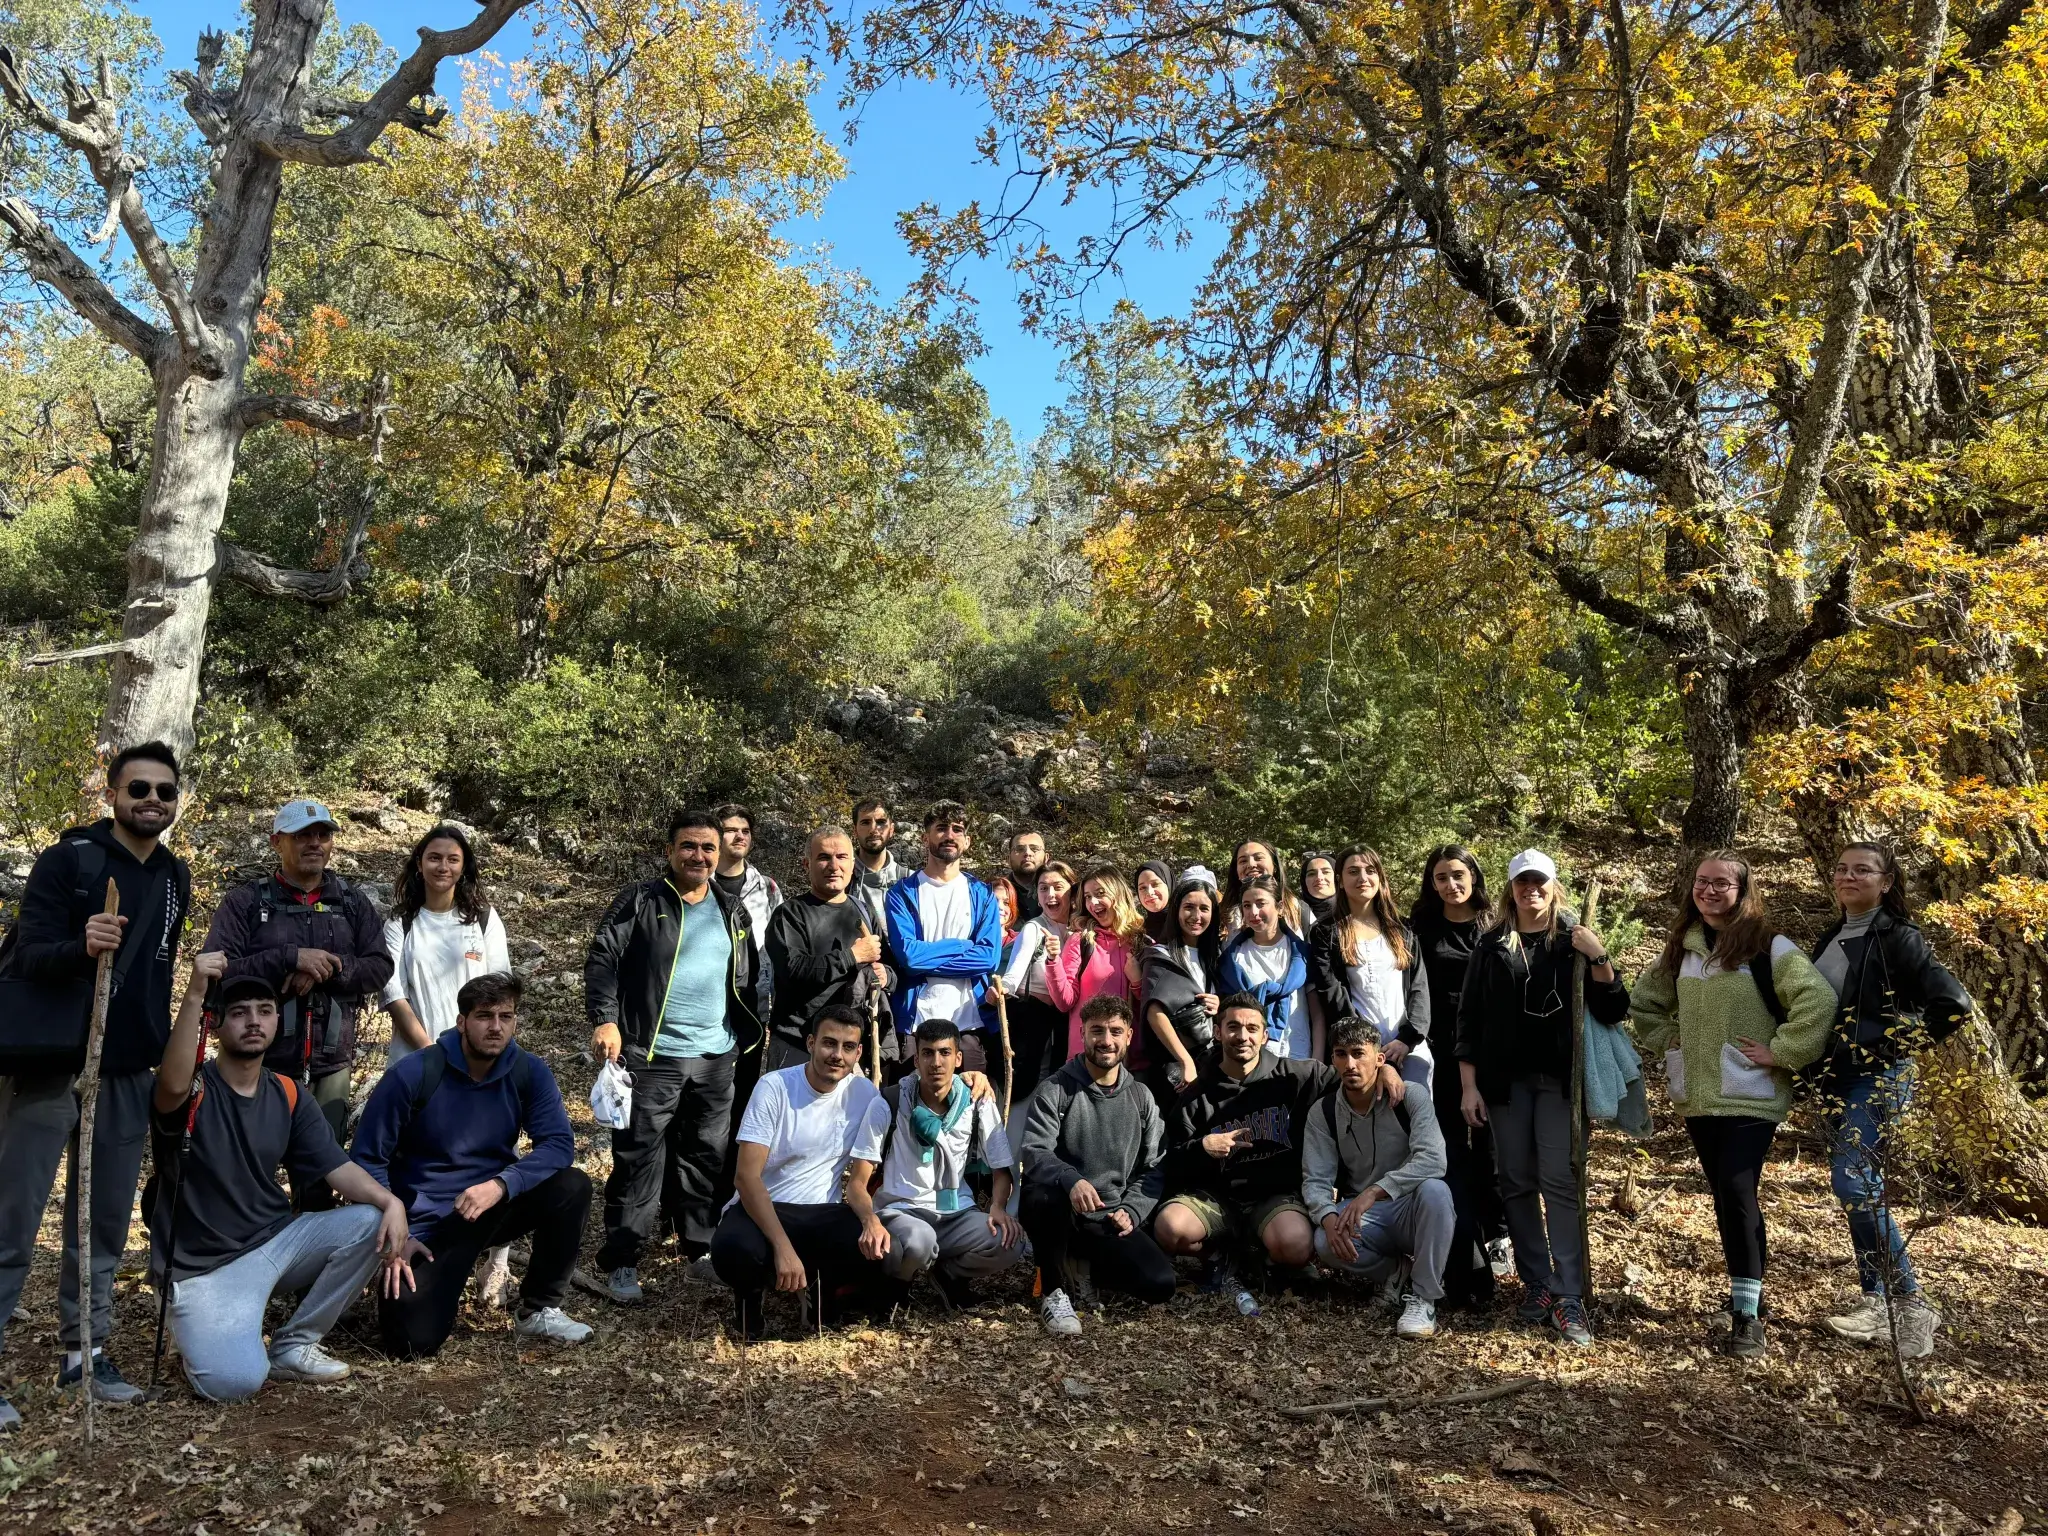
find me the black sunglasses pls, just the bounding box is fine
[123,780,180,802]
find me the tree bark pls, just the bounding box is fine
[1676,660,1745,849]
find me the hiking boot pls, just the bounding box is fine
[476,1247,515,1310]
[1550,1296,1594,1347]
[57,1353,142,1403]
[515,1306,593,1344]
[573,1265,642,1305]
[687,1253,720,1285]
[1722,1314,1767,1360]
[1040,1288,1083,1338]
[1825,1293,1889,1344]
[1516,1286,1556,1326]
[1894,1297,1939,1359]
[1396,1295,1439,1340]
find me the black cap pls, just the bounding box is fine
[216,975,279,1010]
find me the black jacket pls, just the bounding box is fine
[763,893,892,1057]
[584,875,762,1067]
[6,820,190,1076]
[1809,909,1972,1068]
[204,872,392,1078]
[1411,912,1483,1038]
[1306,914,1432,1047]
[1167,1049,1335,1205]
[1454,917,1630,1104]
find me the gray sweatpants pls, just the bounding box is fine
[1491,1074,1584,1299]
[1312,1179,1456,1300]
[167,1205,383,1401]
[877,1205,1032,1282]
[0,1068,154,1353]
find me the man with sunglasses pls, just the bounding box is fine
[883,801,1004,1079]
[0,742,193,1421]
[203,799,392,1172]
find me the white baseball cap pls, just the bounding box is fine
[1506,848,1557,884]
[1180,863,1220,891]
[273,798,338,835]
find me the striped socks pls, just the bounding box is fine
[1730,1278,1763,1319]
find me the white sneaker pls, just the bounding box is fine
[1825,1293,1889,1343]
[515,1306,593,1344]
[1895,1297,1940,1359]
[477,1247,515,1310]
[1378,1261,1412,1311]
[1040,1288,1083,1337]
[1396,1295,1438,1340]
[268,1343,351,1383]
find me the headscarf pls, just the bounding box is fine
[1297,850,1339,925]
[1136,859,1177,941]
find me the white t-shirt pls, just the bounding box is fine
[913,872,980,1026]
[732,1066,891,1207]
[1237,937,1312,1058]
[877,1079,1014,1209]
[1344,931,1407,1042]
[379,907,511,1066]
[999,916,1068,1003]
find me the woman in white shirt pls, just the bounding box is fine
[381,823,511,1067]
[1306,844,1432,1086]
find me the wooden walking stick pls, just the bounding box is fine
[1570,880,1602,1310]
[990,976,1014,1121]
[74,878,120,1443]
[859,918,884,1082]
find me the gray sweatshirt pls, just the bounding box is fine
[1020,1055,1167,1222]
[1300,1083,1449,1225]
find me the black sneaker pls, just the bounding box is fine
[733,1290,766,1342]
[1722,1314,1767,1359]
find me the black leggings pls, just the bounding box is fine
[1684,1115,1777,1282]
[1434,1070,1507,1305]
[1018,1183,1176,1304]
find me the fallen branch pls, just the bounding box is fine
[1282,1375,1538,1419]
[22,639,131,667]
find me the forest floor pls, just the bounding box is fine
[2,801,2045,1536]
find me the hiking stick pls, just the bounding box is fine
[859,918,884,1082]
[990,976,1014,1121]
[74,878,119,1443]
[1570,880,1602,1309]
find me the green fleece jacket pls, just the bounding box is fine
[1630,926,1833,1123]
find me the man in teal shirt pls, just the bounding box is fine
[582,808,763,1305]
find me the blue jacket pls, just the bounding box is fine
[1218,927,1311,1040]
[884,872,1003,1036]
[351,1031,575,1236]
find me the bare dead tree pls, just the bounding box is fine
[0,0,534,755]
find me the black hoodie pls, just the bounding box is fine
[8,820,190,1075]
[1167,1048,1335,1205]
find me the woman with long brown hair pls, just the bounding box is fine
[1631,850,1834,1359]
[1306,845,1430,1085]
[1221,838,1305,937]
[1046,863,1149,1064]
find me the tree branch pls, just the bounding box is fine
[217,490,376,607]
[22,639,132,667]
[0,196,166,361]
[235,395,373,436]
[1520,518,1693,645]
[252,0,533,167]
[1740,556,1859,698]
[168,30,229,144]
[1768,0,1951,562]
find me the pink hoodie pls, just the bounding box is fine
[1046,928,1148,1066]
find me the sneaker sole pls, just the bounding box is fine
[268,1365,351,1384]
[517,1329,593,1344]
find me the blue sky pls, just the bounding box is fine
[137,0,1222,443]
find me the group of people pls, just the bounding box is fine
[0,757,1973,1427]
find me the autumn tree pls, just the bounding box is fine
[0,0,534,755]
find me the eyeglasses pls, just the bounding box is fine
[1693,879,1738,894]
[122,780,179,802]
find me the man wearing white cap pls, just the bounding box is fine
[203,799,393,1199]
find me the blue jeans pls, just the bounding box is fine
[1825,1060,1917,1296]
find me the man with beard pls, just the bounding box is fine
[0,742,193,1419]
[1005,828,1048,924]
[353,973,593,1355]
[1019,995,1174,1337]
[151,953,417,1400]
[710,1006,894,1339]
[846,799,899,931]
[883,802,1003,1079]
[765,827,894,1072]
[204,799,392,1156]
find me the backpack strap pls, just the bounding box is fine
[1321,1083,1411,1139]
[408,1042,534,1120]
[1748,950,1787,1024]
[272,1072,300,1114]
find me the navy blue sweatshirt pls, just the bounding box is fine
[350,1031,574,1237]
